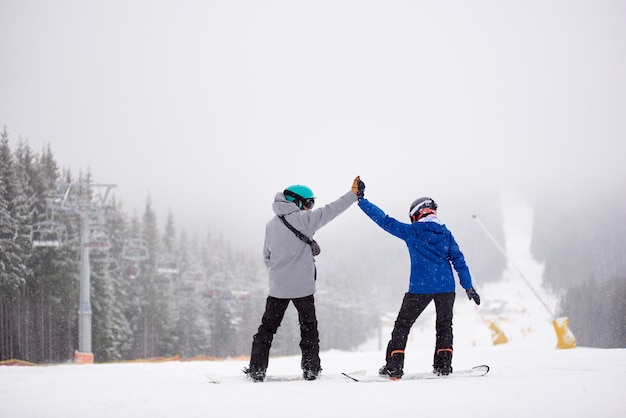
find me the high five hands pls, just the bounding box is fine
[352,176,365,201]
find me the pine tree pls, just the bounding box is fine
[141,195,175,357]
[560,277,626,348]
[91,196,134,362]
[0,127,30,290]
[21,142,78,362]
[169,230,212,357]
[155,210,180,355]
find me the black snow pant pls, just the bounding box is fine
[249,295,320,372]
[385,292,456,370]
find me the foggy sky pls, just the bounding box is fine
[1,0,625,251]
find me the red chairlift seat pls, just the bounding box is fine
[84,228,111,249]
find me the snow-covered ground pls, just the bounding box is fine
[1,345,624,418]
[1,193,624,418]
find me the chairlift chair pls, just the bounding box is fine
[231,290,250,301]
[177,270,205,293]
[85,228,111,250]
[0,222,18,241]
[122,238,150,261]
[31,221,65,247]
[89,250,110,262]
[157,258,179,275]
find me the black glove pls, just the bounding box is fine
[357,180,365,200]
[466,287,480,305]
[351,176,365,201]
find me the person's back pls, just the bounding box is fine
[245,178,361,382]
[263,186,358,299]
[357,189,480,378]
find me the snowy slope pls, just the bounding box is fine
[470,191,562,348]
[1,347,624,418]
[1,193,624,418]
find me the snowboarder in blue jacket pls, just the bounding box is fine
[357,185,481,378]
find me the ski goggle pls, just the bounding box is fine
[284,189,315,210]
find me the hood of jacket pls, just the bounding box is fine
[272,191,300,216]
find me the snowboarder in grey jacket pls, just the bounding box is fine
[244,177,363,382]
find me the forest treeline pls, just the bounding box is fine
[531,187,626,348]
[1,125,624,363]
[0,127,375,363]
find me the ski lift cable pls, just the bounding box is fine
[472,214,555,319]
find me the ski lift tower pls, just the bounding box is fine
[53,182,117,364]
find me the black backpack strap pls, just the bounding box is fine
[278,215,313,244]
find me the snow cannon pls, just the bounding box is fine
[488,321,509,345]
[552,317,576,349]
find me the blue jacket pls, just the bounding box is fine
[358,199,473,294]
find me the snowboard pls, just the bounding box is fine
[342,365,489,382]
[206,369,366,384]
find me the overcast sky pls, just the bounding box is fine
[1,0,624,250]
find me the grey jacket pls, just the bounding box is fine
[263,190,357,298]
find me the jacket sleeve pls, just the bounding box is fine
[448,234,473,289]
[357,198,409,240]
[296,190,357,235]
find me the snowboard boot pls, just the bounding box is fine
[379,350,404,379]
[302,368,321,381]
[301,360,322,381]
[243,366,266,382]
[433,348,453,376]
